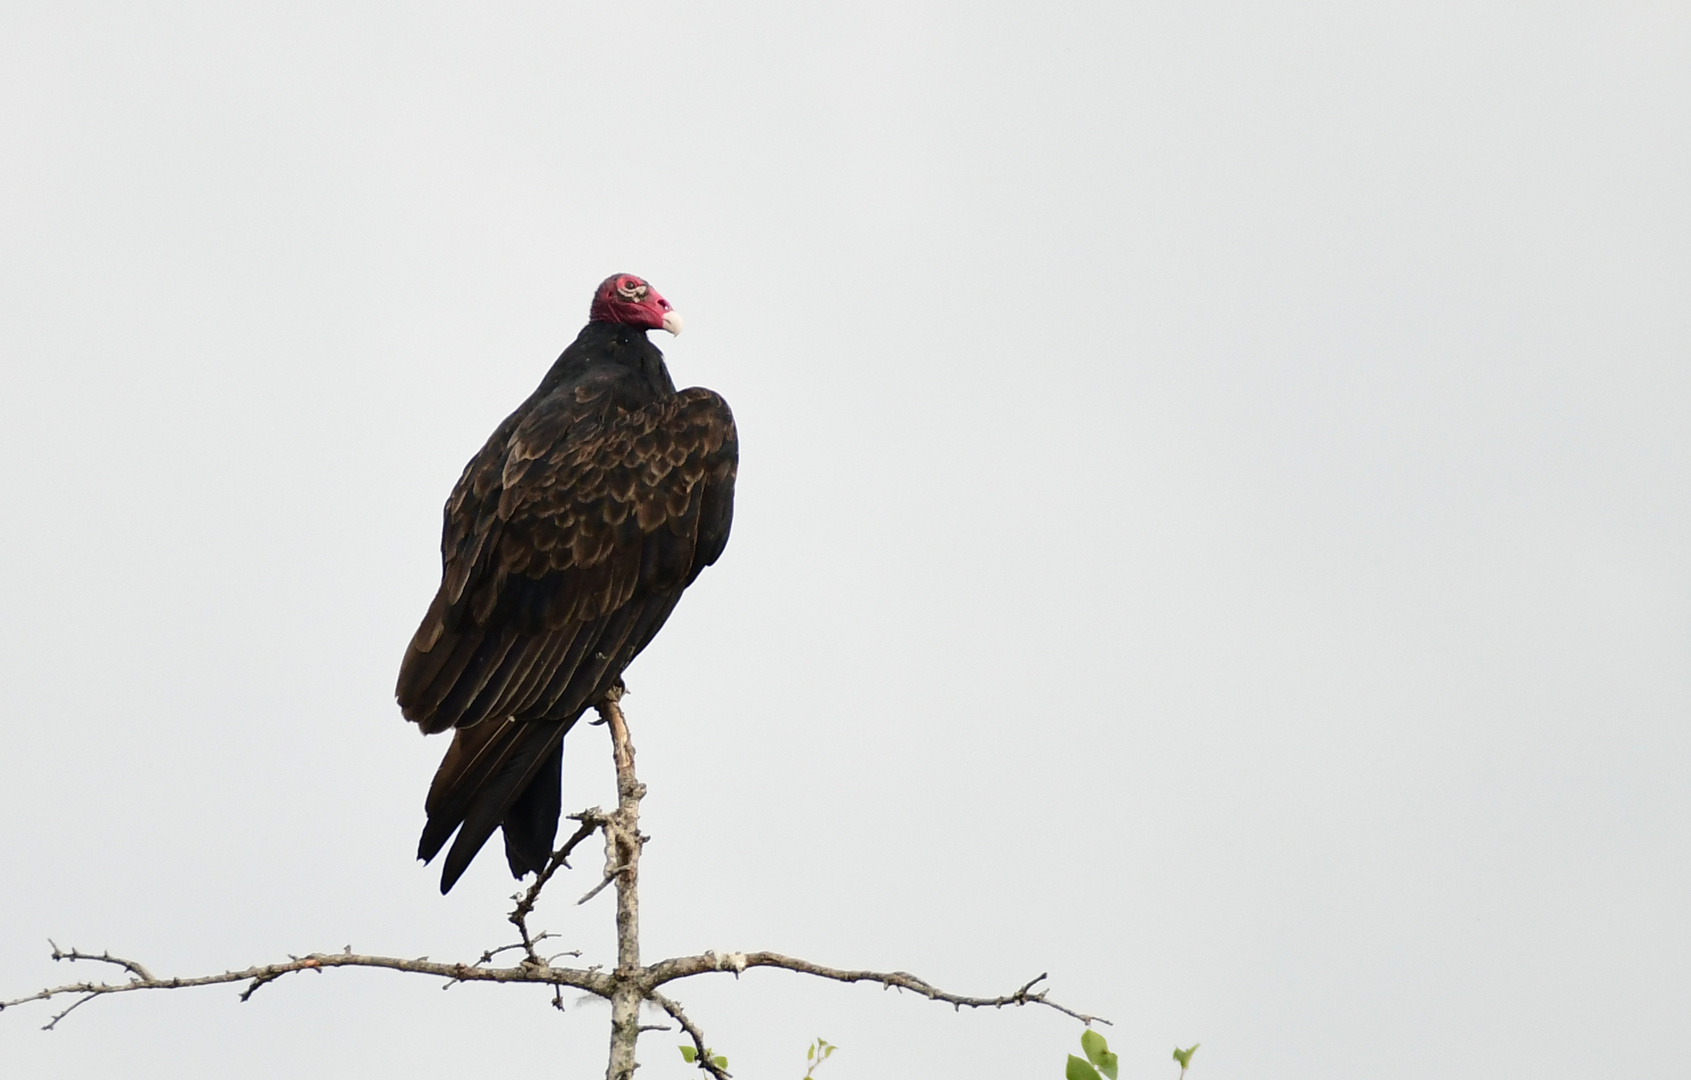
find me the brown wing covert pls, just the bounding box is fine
[396,387,736,737]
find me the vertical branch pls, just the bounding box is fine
[598,686,647,1080]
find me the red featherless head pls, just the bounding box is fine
[589,274,682,335]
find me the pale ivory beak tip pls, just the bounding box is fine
[661,311,684,336]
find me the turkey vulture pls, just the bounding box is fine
[396,274,737,894]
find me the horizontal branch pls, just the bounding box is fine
[5,942,1106,1035]
[645,952,1108,1026]
[0,945,614,1030]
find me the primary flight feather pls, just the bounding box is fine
[396,274,737,893]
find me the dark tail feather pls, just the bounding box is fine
[428,718,572,894]
[416,717,507,865]
[503,738,562,877]
[415,595,686,892]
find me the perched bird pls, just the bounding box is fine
[396,274,737,893]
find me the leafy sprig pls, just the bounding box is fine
[1064,1030,1198,1080]
[678,1044,728,1072]
[803,1037,838,1078]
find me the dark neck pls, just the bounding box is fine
[536,320,676,399]
[576,319,653,352]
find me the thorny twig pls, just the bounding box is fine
[509,812,605,961]
[577,864,628,906]
[648,958,1108,1026]
[0,944,616,1031]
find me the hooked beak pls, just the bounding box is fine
[661,310,684,336]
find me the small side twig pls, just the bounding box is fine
[651,989,732,1080]
[508,812,606,961]
[577,863,629,906]
[48,943,154,984]
[40,992,96,1031]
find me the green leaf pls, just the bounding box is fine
[680,1046,697,1063]
[712,1055,728,1069]
[1067,1054,1104,1080]
[1173,1044,1200,1069]
[1080,1029,1118,1079]
[1081,1030,1109,1065]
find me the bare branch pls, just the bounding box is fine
[2,948,616,1029]
[508,812,607,960]
[646,954,1109,1026]
[49,943,155,983]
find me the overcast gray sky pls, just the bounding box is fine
[2,3,1687,1078]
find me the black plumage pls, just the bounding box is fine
[396,276,736,893]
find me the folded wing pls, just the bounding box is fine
[396,385,736,892]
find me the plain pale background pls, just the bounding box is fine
[2,3,1687,1077]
